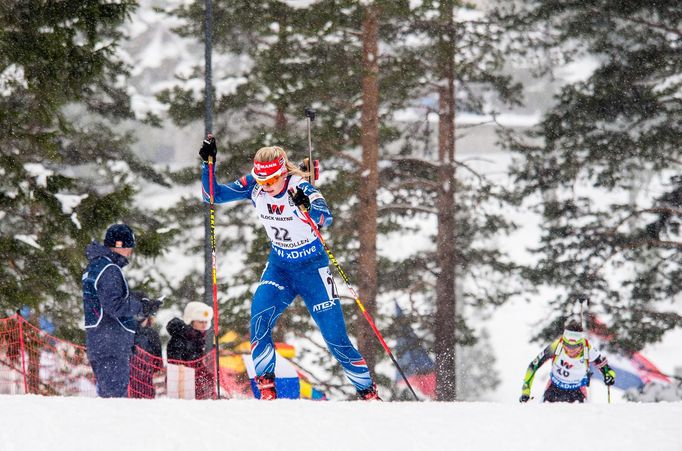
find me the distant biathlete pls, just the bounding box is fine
[199,136,380,400]
[520,320,616,403]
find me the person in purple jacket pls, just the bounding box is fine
[200,136,380,401]
[82,224,161,397]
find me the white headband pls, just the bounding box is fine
[563,329,584,341]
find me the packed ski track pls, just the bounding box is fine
[0,395,680,451]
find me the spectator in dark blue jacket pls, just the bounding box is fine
[82,224,161,397]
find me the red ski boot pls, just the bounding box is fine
[357,383,382,401]
[255,373,277,400]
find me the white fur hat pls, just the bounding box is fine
[182,302,213,330]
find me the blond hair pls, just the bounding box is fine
[254,146,308,179]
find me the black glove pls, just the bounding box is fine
[199,134,217,162]
[290,187,311,210]
[140,297,163,318]
[519,394,530,403]
[603,368,616,386]
[129,290,147,303]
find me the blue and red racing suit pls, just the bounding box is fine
[202,164,373,391]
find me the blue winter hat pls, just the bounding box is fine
[104,224,136,248]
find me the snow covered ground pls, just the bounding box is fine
[1,395,680,451]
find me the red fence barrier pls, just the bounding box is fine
[129,346,166,399]
[0,314,223,399]
[0,314,96,396]
[164,353,217,400]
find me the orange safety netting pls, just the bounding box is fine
[0,314,225,399]
[129,346,166,399]
[0,313,96,396]
[165,353,217,400]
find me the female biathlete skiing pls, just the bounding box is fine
[199,136,380,401]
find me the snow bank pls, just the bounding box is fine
[0,395,679,451]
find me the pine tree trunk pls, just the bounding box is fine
[275,104,288,132]
[356,3,380,374]
[435,0,458,402]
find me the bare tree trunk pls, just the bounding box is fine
[356,3,380,374]
[434,0,458,402]
[275,105,288,132]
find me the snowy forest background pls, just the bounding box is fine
[1,0,680,401]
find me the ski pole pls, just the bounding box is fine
[578,295,588,332]
[207,140,221,399]
[577,295,593,400]
[607,385,611,404]
[290,192,420,401]
[304,107,315,186]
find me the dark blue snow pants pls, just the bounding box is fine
[89,354,131,398]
